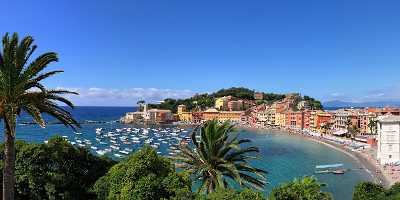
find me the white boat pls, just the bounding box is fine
[75,132,83,135]
[114,153,124,158]
[91,146,98,150]
[119,150,129,155]
[110,145,120,150]
[96,150,107,155]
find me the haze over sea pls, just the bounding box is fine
[0,106,371,200]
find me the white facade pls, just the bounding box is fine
[377,115,400,165]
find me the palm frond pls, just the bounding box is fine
[175,120,267,194]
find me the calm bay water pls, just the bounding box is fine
[0,107,371,199]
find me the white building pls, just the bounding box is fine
[377,115,400,165]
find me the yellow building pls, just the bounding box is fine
[275,112,286,127]
[178,112,193,122]
[203,108,243,122]
[214,96,233,111]
[177,104,187,114]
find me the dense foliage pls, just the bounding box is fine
[262,93,286,104]
[94,146,192,200]
[197,188,267,200]
[303,95,323,110]
[0,136,115,200]
[212,87,255,100]
[175,120,267,193]
[353,182,400,200]
[149,94,214,113]
[268,176,333,200]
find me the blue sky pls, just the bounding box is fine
[2,0,400,106]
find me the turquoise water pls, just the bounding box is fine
[240,130,372,200]
[0,107,371,199]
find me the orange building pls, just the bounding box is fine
[316,112,332,129]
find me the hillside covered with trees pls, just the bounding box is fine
[148,87,323,112]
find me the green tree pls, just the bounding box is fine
[386,182,400,200]
[352,182,386,200]
[94,146,192,200]
[320,122,332,135]
[0,32,79,199]
[0,136,115,199]
[368,119,377,135]
[268,176,332,200]
[199,188,266,200]
[175,120,267,194]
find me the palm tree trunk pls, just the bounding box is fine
[3,120,15,200]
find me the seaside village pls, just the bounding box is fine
[121,93,400,185]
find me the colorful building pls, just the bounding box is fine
[228,100,244,111]
[214,96,233,111]
[202,108,243,122]
[254,92,264,100]
[275,112,286,127]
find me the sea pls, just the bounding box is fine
[0,106,371,200]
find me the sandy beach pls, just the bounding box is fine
[285,131,397,187]
[240,124,397,188]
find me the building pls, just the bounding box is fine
[202,108,243,122]
[120,112,144,123]
[303,110,312,129]
[315,112,333,129]
[214,96,233,111]
[285,111,297,128]
[178,112,193,122]
[357,110,369,134]
[254,92,264,100]
[228,100,244,111]
[333,109,357,130]
[275,112,286,127]
[146,109,173,123]
[192,112,204,123]
[177,104,187,114]
[266,105,277,126]
[377,115,400,165]
[297,100,310,110]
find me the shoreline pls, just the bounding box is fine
[239,125,392,187]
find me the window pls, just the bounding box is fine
[389,155,392,159]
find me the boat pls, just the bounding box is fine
[96,150,107,155]
[114,153,124,158]
[315,163,343,169]
[332,169,346,174]
[119,150,129,155]
[315,163,346,175]
[75,132,83,135]
[91,146,98,150]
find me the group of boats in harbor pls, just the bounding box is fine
[54,126,192,159]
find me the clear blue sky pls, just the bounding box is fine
[2,0,400,106]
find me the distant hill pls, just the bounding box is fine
[323,100,400,108]
[148,87,323,112]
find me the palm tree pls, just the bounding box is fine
[0,32,79,199]
[368,119,377,135]
[175,120,267,194]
